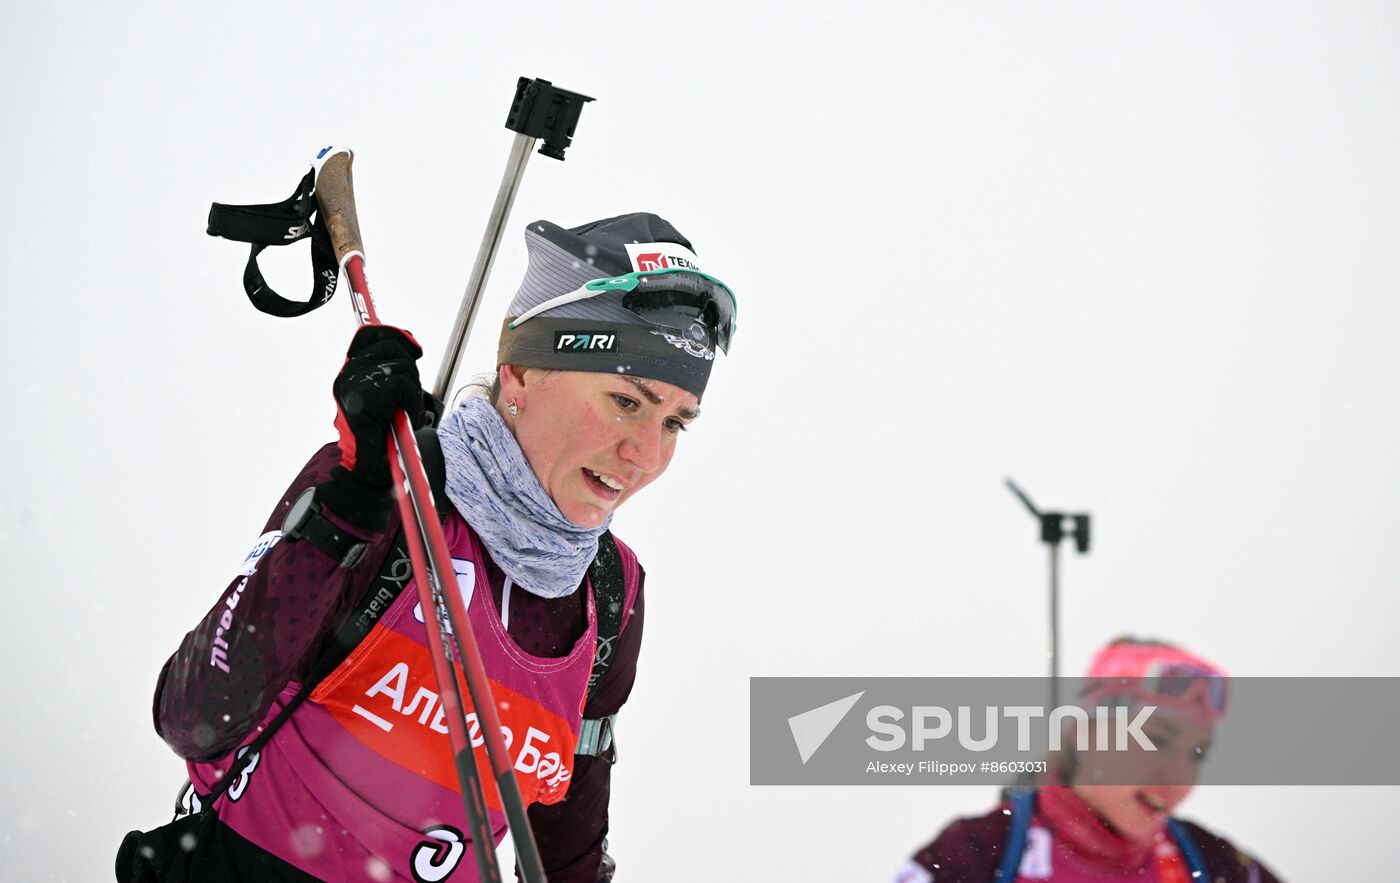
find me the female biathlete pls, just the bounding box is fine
[122,213,735,882]
[894,638,1283,883]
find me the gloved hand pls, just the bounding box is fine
[317,325,428,530]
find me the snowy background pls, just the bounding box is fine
[4,1,1398,879]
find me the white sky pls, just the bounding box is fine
[3,1,1397,879]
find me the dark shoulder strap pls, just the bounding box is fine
[586,530,626,691]
[414,425,452,522]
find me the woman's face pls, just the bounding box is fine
[500,367,700,528]
[1069,713,1212,844]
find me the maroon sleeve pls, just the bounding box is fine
[1181,820,1286,883]
[523,755,614,883]
[152,444,397,762]
[521,571,646,882]
[904,807,1009,883]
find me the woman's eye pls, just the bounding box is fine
[665,418,688,434]
[611,394,639,412]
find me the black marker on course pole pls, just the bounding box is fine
[1005,479,1091,710]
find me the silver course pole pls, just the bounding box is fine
[430,77,594,405]
[1049,541,1060,709]
[432,132,535,403]
[1006,479,1089,712]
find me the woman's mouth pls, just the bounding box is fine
[583,468,625,501]
[1135,792,1168,817]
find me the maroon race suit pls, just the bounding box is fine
[153,443,645,881]
[896,792,1283,883]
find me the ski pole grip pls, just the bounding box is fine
[315,148,365,263]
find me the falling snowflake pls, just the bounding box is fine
[365,856,393,882]
[291,823,326,858]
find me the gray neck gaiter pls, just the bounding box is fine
[436,397,610,599]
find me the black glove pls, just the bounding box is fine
[317,325,428,530]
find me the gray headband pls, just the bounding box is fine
[496,218,717,399]
[497,317,714,399]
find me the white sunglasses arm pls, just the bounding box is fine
[508,284,600,328]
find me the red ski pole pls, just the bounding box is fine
[315,146,547,883]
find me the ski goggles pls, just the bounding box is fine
[508,268,738,353]
[1082,661,1229,722]
[1141,660,1229,716]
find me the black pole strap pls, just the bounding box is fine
[207,168,340,317]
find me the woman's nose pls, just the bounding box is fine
[1149,750,1196,788]
[619,424,663,473]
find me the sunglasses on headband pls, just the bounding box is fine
[508,268,738,353]
[1084,664,1228,719]
[1143,661,1228,716]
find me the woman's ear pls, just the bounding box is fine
[499,364,529,405]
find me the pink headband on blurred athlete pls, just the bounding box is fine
[1079,643,1229,724]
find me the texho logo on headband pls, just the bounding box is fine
[554,331,617,353]
[625,241,702,273]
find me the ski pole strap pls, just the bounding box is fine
[206,168,340,317]
[182,673,317,817]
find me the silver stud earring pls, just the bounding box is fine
[507,400,519,418]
